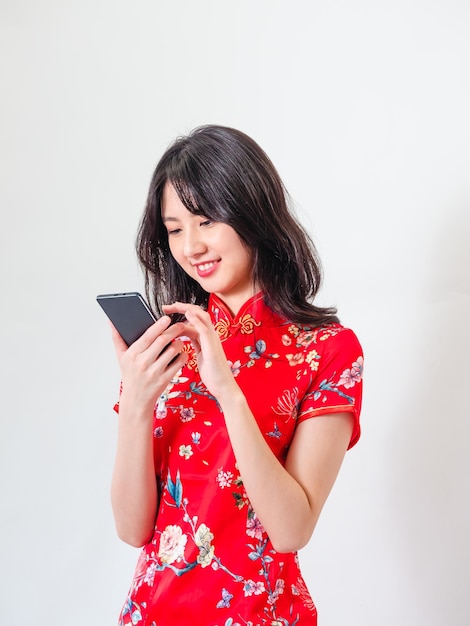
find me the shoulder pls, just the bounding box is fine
[309,324,364,376]
[315,324,363,353]
[281,322,362,355]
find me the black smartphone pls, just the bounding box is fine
[96,292,157,346]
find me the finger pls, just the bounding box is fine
[110,322,128,355]
[159,341,190,369]
[162,301,189,315]
[183,308,212,333]
[139,321,191,363]
[176,324,202,354]
[130,315,172,351]
[164,349,189,373]
[163,302,207,319]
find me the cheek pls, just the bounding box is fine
[167,239,182,262]
[239,244,254,268]
[225,232,252,261]
[168,241,193,274]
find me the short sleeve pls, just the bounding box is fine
[297,327,364,449]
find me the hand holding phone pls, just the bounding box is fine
[98,292,187,416]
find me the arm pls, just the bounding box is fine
[215,391,353,553]
[110,317,188,547]
[164,303,354,553]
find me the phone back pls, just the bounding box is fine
[96,292,156,346]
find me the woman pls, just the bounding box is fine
[110,125,363,625]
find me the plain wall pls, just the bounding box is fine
[1,1,469,624]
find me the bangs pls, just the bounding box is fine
[170,175,231,222]
[166,145,233,222]
[171,177,204,215]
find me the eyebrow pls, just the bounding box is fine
[161,216,179,223]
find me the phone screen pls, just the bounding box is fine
[96,292,157,346]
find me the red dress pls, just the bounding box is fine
[116,293,363,626]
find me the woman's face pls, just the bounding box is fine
[161,182,256,315]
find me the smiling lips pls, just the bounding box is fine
[195,260,220,277]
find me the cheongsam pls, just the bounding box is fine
[116,292,363,626]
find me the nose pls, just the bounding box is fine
[183,226,207,258]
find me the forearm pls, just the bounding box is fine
[111,405,158,547]
[219,392,317,553]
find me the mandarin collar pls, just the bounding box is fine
[208,292,283,341]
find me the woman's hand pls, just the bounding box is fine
[162,303,239,403]
[111,315,188,416]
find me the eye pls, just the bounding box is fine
[200,218,214,227]
[167,227,182,236]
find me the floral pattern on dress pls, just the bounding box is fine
[117,292,363,626]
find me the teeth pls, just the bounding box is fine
[198,262,216,271]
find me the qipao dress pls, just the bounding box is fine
[116,292,363,626]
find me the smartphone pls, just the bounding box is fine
[96,292,157,346]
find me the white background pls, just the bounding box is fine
[1,1,469,625]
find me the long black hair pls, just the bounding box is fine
[136,124,339,327]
